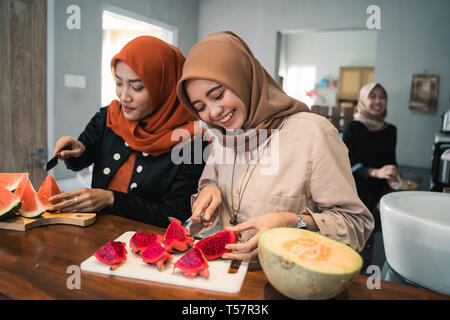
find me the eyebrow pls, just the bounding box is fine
[115,74,143,83]
[191,85,223,106]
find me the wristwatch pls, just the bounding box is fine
[296,213,307,230]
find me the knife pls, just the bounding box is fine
[188,211,206,237]
[45,147,70,171]
[189,220,206,237]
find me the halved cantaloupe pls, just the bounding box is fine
[258,228,363,300]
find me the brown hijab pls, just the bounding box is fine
[107,36,198,156]
[353,83,389,132]
[177,31,309,149]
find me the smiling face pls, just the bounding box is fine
[115,61,151,121]
[184,79,247,130]
[366,85,387,116]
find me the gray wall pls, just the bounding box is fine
[282,30,378,106]
[51,0,199,180]
[198,0,450,169]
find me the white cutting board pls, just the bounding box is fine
[80,231,249,294]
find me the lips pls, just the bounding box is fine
[218,109,235,125]
[122,105,135,113]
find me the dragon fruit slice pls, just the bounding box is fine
[194,230,237,260]
[129,232,164,254]
[173,247,209,279]
[94,240,127,270]
[141,241,173,271]
[163,219,194,252]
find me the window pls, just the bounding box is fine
[283,65,316,107]
[101,10,175,106]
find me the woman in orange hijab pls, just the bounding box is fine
[49,36,207,227]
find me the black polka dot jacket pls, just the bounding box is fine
[64,106,208,228]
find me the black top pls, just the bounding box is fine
[342,120,397,213]
[65,106,208,228]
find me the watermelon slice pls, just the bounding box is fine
[37,174,62,209]
[0,173,28,191]
[14,177,46,218]
[0,185,21,221]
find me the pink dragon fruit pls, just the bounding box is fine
[194,230,237,260]
[163,219,194,253]
[141,241,173,271]
[94,241,127,270]
[173,247,209,279]
[129,232,164,254]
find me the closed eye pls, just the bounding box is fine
[214,91,224,100]
[196,104,206,112]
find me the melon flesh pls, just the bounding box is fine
[14,178,46,218]
[0,185,21,221]
[37,174,62,208]
[0,173,28,191]
[258,228,362,300]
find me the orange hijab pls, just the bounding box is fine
[177,31,310,150]
[107,36,198,156]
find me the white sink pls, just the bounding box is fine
[380,191,450,295]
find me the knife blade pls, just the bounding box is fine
[45,147,70,171]
[189,220,206,237]
[45,154,59,171]
[188,211,206,237]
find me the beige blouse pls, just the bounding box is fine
[193,112,374,252]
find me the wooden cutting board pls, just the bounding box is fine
[81,231,249,294]
[0,211,96,231]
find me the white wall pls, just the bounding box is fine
[50,0,199,180]
[198,0,450,169]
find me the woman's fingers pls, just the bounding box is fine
[48,189,84,211]
[52,136,85,160]
[225,219,256,233]
[222,248,258,261]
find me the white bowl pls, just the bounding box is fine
[380,191,450,295]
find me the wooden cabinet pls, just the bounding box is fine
[337,67,374,108]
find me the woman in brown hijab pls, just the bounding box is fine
[177,31,374,263]
[343,83,397,223]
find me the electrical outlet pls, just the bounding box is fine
[64,74,86,88]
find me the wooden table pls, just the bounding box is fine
[0,214,448,300]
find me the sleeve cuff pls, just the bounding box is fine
[301,207,330,237]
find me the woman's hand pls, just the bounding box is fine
[48,188,114,213]
[191,185,222,227]
[370,164,397,180]
[222,212,298,261]
[52,136,86,160]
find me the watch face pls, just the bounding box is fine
[297,215,307,229]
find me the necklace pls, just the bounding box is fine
[229,152,260,225]
[229,119,286,225]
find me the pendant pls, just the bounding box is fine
[229,215,237,225]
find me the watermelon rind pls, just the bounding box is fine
[0,199,21,221]
[19,202,46,219]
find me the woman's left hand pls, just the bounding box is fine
[48,188,114,213]
[222,212,298,261]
